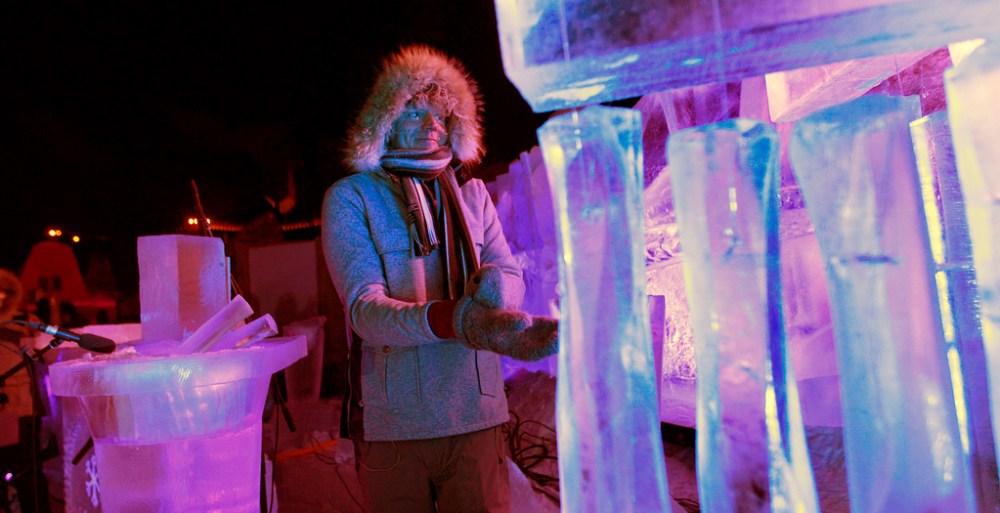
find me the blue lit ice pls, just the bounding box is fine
[945,40,1000,505]
[910,109,998,508]
[668,118,818,513]
[494,0,1000,113]
[538,106,673,513]
[790,94,974,512]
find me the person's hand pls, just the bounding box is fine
[464,264,520,309]
[452,299,559,362]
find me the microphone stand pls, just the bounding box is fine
[0,335,67,386]
[1,331,103,467]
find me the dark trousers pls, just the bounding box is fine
[354,425,511,513]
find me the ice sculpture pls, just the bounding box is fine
[910,110,998,510]
[790,94,974,512]
[668,118,818,513]
[945,40,1000,498]
[538,106,672,513]
[493,0,1000,113]
[48,337,306,513]
[137,235,230,341]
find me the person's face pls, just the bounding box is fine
[388,102,448,151]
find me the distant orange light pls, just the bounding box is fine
[187,217,211,226]
[72,235,80,243]
[47,229,63,237]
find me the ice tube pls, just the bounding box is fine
[668,118,818,513]
[538,106,672,513]
[204,314,279,352]
[790,94,974,512]
[945,40,1000,502]
[175,294,254,354]
[910,110,997,510]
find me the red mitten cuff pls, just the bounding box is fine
[427,300,459,339]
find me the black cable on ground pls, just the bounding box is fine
[504,410,559,499]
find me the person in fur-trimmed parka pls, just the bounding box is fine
[321,45,558,512]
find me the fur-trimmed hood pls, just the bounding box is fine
[345,45,484,173]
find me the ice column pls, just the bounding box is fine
[945,40,1000,488]
[910,110,998,510]
[789,94,974,512]
[668,119,818,513]
[538,106,672,513]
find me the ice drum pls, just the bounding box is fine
[48,337,307,513]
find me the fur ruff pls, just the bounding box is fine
[345,45,484,173]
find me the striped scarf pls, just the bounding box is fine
[381,147,479,299]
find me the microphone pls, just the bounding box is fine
[19,321,116,354]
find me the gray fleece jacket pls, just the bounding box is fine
[321,168,524,441]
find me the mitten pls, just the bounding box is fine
[465,264,522,309]
[454,300,559,362]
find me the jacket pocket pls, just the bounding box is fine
[361,344,422,409]
[476,350,501,398]
[373,228,425,301]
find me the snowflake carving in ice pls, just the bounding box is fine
[85,454,100,507]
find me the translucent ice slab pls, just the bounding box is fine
[48,337,306,513]
[494,0,1000,112]
[538,106,672,513]
[790,94,974,512]
[668,118,818,513]
[911,110,998,510]
[945,40,1000,508]
[765,49,934,122]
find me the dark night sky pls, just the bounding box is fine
[0,3,548,289]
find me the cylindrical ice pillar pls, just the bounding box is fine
[49,337,307,513]
[538,106,672,513]
[910,110,998,511]
[790,94,974,512]
[945,42,1000,490]
[668,118,818,513]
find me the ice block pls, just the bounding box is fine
[765,49,934,122]
[945,40,1000,503]
[494,0,1000,113]
[910,110,998,510]
[137,235,230,342]
[790,94,974,512]
[538,106,672,513]
[48,336,307,513]
[668,118,818,513]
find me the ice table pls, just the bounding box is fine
[48,337,307,513]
